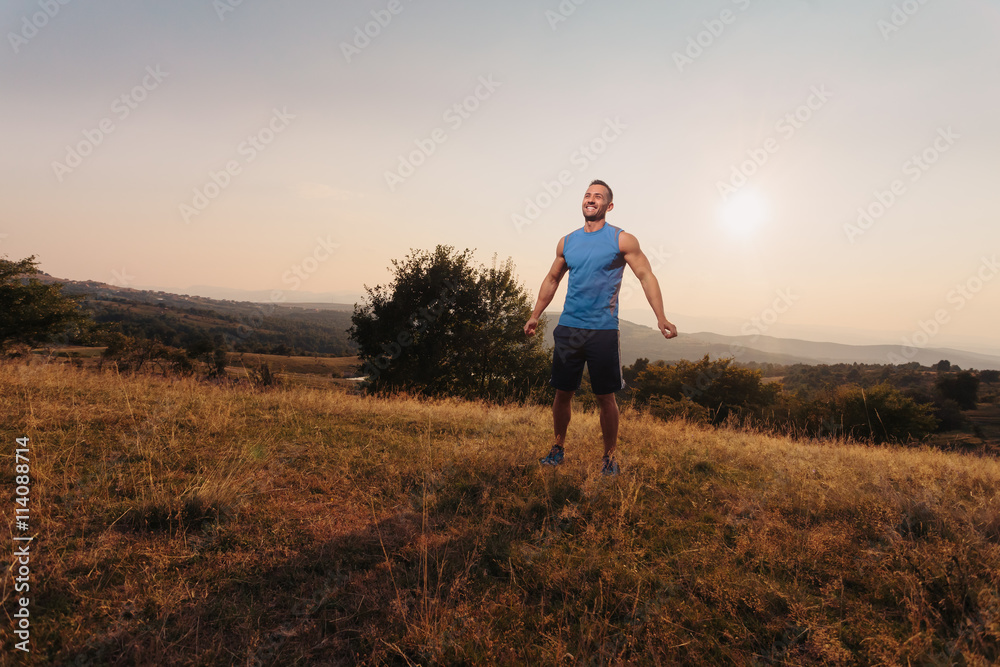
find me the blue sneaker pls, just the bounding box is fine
[540,445,564,466]
[601,455,619,476]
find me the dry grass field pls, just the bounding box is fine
[2,360,999,665]
[227,353,363,390]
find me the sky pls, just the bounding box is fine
[3,0,999,355]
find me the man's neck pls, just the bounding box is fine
[583,218,607,233]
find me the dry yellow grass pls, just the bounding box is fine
[1,359,999,665]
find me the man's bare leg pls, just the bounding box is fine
[595,393,619,459]
[553,389,574,449]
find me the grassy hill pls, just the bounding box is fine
[2,361,999,665]
[45,275,356,356]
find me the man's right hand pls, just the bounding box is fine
[524,317,539,336]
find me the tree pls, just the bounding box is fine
[0,255,88,352]
[936,359,952,373]
[99,331,190,376]
[647,395,711,424]
[349,246,550,402]
[632,355,781,424]
[833,383,937,443]
[623,357,649,386]
[936,371,980,410]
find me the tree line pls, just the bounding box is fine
[4,251,996,447]
[622,356,994,444]
[1,256,353,377]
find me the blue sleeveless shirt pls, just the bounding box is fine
[558,223,627,330]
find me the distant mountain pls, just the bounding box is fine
[179,285,364,306]
[35,274,1000,369]
[541,314,1000,371]
[44,275,356,356]
[264,302,356,312]
[618,308,1000,357]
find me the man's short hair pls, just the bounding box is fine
[589,179,613,203]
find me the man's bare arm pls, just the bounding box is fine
[620,232,677,339]
[524,238,568,336]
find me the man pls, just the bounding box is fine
[523,180,677,475]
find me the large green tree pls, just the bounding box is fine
[0,256,88,352]
[349,246,550,402]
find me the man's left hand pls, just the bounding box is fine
[659,318,677,339]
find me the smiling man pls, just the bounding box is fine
[524,180,677,476]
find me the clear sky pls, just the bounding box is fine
[3,0,999,353]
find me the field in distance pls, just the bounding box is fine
[42,346,362,388]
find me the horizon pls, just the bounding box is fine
[4,1,998,362]
[43,271,1000,361]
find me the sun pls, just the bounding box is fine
[718,188,769,236]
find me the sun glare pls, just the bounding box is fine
[718,189,769,236]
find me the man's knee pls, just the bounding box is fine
[594,393,618,408]
[554,389,575,404]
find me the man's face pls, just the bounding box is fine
[582,185,613,222]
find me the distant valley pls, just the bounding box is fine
[41,276,1000,370]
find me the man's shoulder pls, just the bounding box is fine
[617,229,638,253]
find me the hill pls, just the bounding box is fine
[41,274,356,356]
[35,275,1000,369]
[4,360,998,664]
[541,315,1000,370]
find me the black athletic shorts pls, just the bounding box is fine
[550,324,625,395]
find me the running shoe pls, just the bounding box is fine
[540,445,564,466]
[601,455,620,476]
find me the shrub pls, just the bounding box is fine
[834,382,938,443]
[633,355,780,424]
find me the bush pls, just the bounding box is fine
[632,355,780,424]
[833,383,938,444]
[937,372,980,410]
[647,395,711,424]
